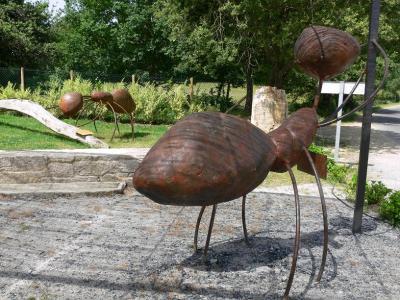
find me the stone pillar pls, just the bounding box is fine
[251,86,288,133]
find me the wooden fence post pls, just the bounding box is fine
[189,77,194,101]
[20,67,25,91]
[70,70,74,81]
[132,74,136,84]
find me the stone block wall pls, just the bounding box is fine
[0,151,141,184]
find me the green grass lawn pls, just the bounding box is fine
[193,82,261,102]
[0,113,168,150]
[0,113,320,186]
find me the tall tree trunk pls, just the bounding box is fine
[226,82,231,102]
[244,71,253,114]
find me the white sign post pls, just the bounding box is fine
[321,81,365,162]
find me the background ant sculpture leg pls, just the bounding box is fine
[74,101,91,126]
[284,165,301,300]
[129,112,135,140]
[76,102,101,131]
[302,146,328,282]
[106,103,119,141]
[111,101,135,141]
[203,204,217,258]
[242,195,251,246]
[194,206,206,251]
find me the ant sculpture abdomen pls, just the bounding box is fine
[133,106,318,206]
[133,110,277,206]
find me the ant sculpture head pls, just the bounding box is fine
[294,26,360,81]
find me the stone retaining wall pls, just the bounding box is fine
[0,151,141,184]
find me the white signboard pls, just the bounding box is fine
[322,81,365,95]
[321,81,365,161]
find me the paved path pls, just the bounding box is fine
[0,192,399,299]
[318,104,400,190]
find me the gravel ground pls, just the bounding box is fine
[0,191,399,299]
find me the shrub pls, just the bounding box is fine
[345,174,358,200]
[380,191,400,227]
[308,143,350,184]
[1,78,218,124]
[365,181,392,205]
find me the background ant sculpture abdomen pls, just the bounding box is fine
[133,111,276,206]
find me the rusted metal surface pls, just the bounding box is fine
[133,112,276,206]
[108,89,136,114]
[90,91,113,103]
[297,151,328,179]
[61,89,136,141]
[294,26,360,80]
[268,107,318,172]
[59,92,83,117]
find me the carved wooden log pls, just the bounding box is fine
[0,99,109,148]
[251,86,288,133]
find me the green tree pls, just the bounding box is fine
[156,0,400,111]
[55,0,172,79]
[0,0,55,67]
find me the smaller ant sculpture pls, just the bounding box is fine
[59,89,136,141]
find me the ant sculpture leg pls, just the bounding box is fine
[112,101,135,141]
[284,165,301,300]
[193,204,217,258]
[302,146,328,282]
[241,195,251,245]
[77,102,102,132]
[129,112,135,140]
[74,100,91,126]
[194,206,206,251]
[194,194,250,254]
[106,103,119,141]
[204,204,217,257]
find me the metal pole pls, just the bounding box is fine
[352,0,381,233]
[334,81,345,162]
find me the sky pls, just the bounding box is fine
[27,0,65,14]
[47,0,65,11]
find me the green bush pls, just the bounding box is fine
[345,176,393,205]
[345,174,358,200]
[380,191,400,227]
[365,181,392,205]
[0,78,217,124]
[308,143,351,184]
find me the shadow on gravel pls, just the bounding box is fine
[181,216,379,279]
[0,270,283,300]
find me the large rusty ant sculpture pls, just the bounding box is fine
[59,88,136,141]
[133,26,388,299]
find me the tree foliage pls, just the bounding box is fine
[0,0,55,67]
[1,0,399,108]
[55,0,171,78]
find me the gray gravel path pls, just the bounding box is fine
[0,191,399,299]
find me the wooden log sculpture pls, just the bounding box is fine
[0,99,108,148]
